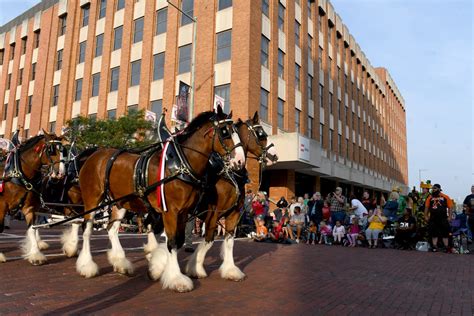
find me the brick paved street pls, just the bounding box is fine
[1,221,474,315]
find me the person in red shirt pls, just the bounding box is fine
[424,184,453,253]
[252,192,266,229]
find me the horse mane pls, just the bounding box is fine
[18,135,45,152]
[176,111,223,141]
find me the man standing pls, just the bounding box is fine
[463,185,474,247]
[307,192,324,226]
[424,184,453,253]
[361,191,377,212]
[329,187,346,224]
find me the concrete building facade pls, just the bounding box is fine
[0,0,408,199]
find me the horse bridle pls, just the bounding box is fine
[31,139,65,177]
[243,120,277,166]
[208,116,244,163]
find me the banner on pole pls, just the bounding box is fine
[173,81,190,123]
[145,110,157,122]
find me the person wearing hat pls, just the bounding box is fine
[416,181,432,240]
[424,184,453,252]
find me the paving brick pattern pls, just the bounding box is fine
[1,221,473,315]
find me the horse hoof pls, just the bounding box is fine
[185,264,208,279]
[163,275,194,293]
[76,261,99,278]
[113,259,134,276]
[37,241,49,251]
[0,253,6,263]
[63,248,78,258]
[27,253,47,266]
[220,266,246,282]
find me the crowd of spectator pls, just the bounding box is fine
[242,184,474,254]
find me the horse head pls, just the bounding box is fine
[202,105,246,170]
[236,111,278,167]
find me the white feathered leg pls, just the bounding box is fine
[0,252,6,263]
[144,224,159,262]
[76,221,99,278]
[185,241,214,278]
[148,243,169,281]
[35,229,49,250]
[161,249,193,292]
[219,236,246,281]
[21,227,47,265]
[107,208,134,275]
[61,223,80,257]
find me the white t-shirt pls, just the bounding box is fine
[351,199,368,217]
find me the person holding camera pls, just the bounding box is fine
[328,187,347,225]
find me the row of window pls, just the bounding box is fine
[0,31,40,66]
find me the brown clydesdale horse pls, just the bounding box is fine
[0,132,67,264]
[182,112,278,280]
[75,107,245,292]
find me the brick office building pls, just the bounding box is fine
[0,0,408,199]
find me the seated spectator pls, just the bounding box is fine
[383,192,400,223]
[359,210,371,230]
[347,217,361,247]
[289,206,305,243]
[395,209,417,250]
[319,221,332,245]
[252,192,266,228]
[366,207,387,248]
[306,221,318,245]
[276,196,289,209]
[253,219,268,242]
[332,220,346,245]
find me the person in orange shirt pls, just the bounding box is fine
[254,219,268,242]
[424,184,453,253]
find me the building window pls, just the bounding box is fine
[14,100,19,117]
[308,116,313,138]
[215,84,231,113]
[27,96,32,114]
[59,15,67,36]
[156,8,168,35]
[88,113,97,121]
[34,31,40,48]
[329,93,333,114]
[262,0,269,17]
[327,26,331,44]
[151,100,162,116]
[308,74,313,100]
[107,109,117,120]
[278,49,284,79]
[295,64,301,90]
[308,34,313,60]
[56,49,63,71]
[113,26,123,51]
[133,17,144,43]
[277,98,284,129]
[329,129,333,151]
[338,134,342,154]
[328,57,332,77]
[31,63,36,81]
[278,3,285,31]
[110,66,120,92]
[21,38,27,55]
[98,0,107,19]
[153,53,165,81]
[95,34,104,57]
[78,41,86,64]
[260,89,269,122]
[75,79,83,101]
[128,104,138,114]
[318,13,322,31]
[10,44,15,60]
[319,47,323,70]
[18,69,23,85]
[218,0,232,10]
[130,60,141,86]
[337,100,341,119]
[295,109,301,133]
[6,74,11,90]
[181,0,194,26]
[116,0,125,11]
[261,36,269,68]
[52,85,59,107]
[295,21,301,46]
[49,121,56,133]
[82,4,90,27]
[0,49,4,65]
[24,129,29,139]
[319,123,324,144]
[2,104,7,120]
[216,30,231,63]
[307,0,312,18]
[91,73,100,97]
[178,44,192,74]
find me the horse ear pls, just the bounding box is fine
[252,111,259,124]
[216,104,224,115]
[228,110,233,119]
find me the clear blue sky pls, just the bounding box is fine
[1,0,473,201]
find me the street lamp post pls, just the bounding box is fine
[167,0,197,121]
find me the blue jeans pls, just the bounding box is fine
[331,211,346,225]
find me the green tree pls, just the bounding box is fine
[66,110,155,149]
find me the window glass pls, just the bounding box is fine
[216,30,232,63]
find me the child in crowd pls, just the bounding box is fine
[306,221,318,244]
[253,219,268,242]
[322,200,331,221]
[347,217,361,247]
[332,220,346,244]
[319,221,332,245]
